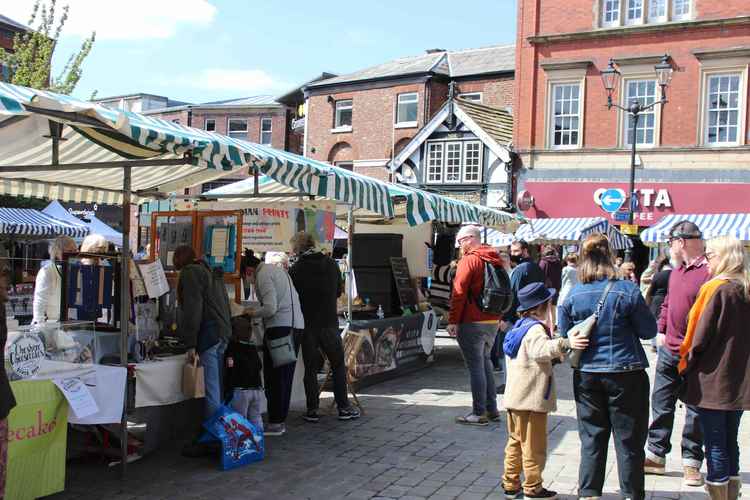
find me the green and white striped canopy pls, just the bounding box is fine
[0,83,519,230]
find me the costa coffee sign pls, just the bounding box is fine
[522,181,750,226]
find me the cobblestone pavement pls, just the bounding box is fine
[50,339,748,500]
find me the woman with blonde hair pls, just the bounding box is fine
[679,236,750,500]
[558,233,657,500]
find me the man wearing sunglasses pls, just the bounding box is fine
[645,221,709,486]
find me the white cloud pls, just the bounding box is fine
[165,68,292,94]
[3,0,217,40]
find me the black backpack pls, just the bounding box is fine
[476,262,512,315]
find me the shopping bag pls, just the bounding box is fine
[182,355,205,398]
[203,405,264,470]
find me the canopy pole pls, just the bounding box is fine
[119,166,132,477]
[347,205,354,322]
[253,167,259,195]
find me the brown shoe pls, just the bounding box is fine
[684,465,705,487]
[644,458,666,475]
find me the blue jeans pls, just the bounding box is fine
[697,408,744,483]
[456,323,498,416]
[646,347,704,467]
[201,338,228,418]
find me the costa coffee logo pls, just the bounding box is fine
[6,333,45,379]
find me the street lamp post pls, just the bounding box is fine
[601,54,674,260]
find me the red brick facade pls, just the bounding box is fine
[514,0,750,151]
[305,74,515,179]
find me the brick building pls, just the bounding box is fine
[0,14,31,81]
[514,0,750,230]
[302,45,515,183]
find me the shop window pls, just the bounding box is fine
[227,118,248,139]
[550,83,581,148]
[426,143,444,183]
[260,117,272,145]
[458,92,483,103]
[623,80,657,147]
[204,119,216,132]
[601,0,620,26]
[334,99,353,129]
[704,74,742,146]
[395,92,418,125]
[462,142,482,183]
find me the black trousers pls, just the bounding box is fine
[574,370,650,500]
[301,326,349,410]
[263,327,302,425]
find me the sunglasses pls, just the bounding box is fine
[668,234,701,244]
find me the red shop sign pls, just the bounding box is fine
[522,181,750,227]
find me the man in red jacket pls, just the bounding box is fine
[448,225,502,426]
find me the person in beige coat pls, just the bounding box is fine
[501,282,588,500]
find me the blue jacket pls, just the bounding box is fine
[559,278,656,372]
[503,259,546,322]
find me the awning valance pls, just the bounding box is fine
[513,217,633,250]
[0,207,89,239]
[641,213,750,245]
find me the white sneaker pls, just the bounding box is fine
[264,423,286,436]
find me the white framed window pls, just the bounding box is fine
[458,92,483,103]
[260,117,272,145]
[550,83,581,148]
[334,99,353,128]
[426,143,444,183]
[602,0,621,26]
[227,118,248,139]
[672,0,690,20]
[648,0,667,22]
[444,142,462,183]
[705,73,742,146]
[334,161,353,171]
[204,119,215,132]
[623,80,658,146]
[462,142,482,183]
[396,92,418,125]
[626,0,643,25]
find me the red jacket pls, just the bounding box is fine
[449,245,502,324]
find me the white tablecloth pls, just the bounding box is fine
[33,360,127,425]
[133,354,190,408]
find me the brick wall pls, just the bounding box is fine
[515,0,750,151]
[191,109,288,149]
[455,76,515,109]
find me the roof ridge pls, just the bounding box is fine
[448,43,515,55]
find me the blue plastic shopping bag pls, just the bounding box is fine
[203,405,264,470]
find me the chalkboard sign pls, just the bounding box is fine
[390,257,418,311]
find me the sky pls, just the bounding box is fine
[4,0,517,103]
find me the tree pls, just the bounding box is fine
[0,0,95,95]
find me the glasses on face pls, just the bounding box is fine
[457,236,473,245]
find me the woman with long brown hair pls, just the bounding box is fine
[558,234,657,500]
[679,236,750,500]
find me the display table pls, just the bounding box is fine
[344,311,437,388]
[133,354,189,408]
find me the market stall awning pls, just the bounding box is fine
[0,83,520,230]
[516,217,633,250]
[0,207,89,239]
[484,228,516,247]
[641,213,750,245]
[41,200,122,246]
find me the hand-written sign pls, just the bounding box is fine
[241,201,336,253]
[390,257,418,311]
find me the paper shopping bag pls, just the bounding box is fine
[182,356,205,398]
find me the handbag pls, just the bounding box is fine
[567,280,616,369]
[182,354,206,398]
[265,274,299,368]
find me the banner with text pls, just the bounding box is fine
[7,379,69,500]
[241,201,337,253]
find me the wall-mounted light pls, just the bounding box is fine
[327,96,335,104]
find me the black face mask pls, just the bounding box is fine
[509,254,524,264]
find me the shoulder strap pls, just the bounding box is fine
[594,280,616,318]
[286,273,295,330]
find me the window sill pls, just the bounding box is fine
[330,126,353,134]
[394,122,418,129]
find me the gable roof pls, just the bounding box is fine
[0,14,30,32]
[306,44,514,90]
[391,97,513,170]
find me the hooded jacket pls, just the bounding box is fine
[449,245,502,324]
[177,261,232,352]
[540,254,563,293]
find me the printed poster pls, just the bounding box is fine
[7,379,69,500]
[344,311,437,383]
[241,201,337,253]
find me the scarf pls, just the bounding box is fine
[678,277,727,374]
[503,317,547,358]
